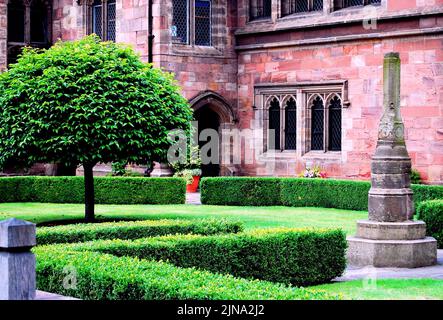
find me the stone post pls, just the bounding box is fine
[0,218,36,300]
[347,53,437,268]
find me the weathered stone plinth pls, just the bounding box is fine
[347,52,437,268]
[348,236,437,268]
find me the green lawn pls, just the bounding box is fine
[0,203,366,234]
[2,203,441,300]
[314,279,443,300]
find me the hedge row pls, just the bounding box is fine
[37,219,243,245]
[0,176,186,204]
[201,177,443,211]
[417,200,443,249]
[64,228,347,286]
[35,248,338,300]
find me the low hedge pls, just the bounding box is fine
[417,200,443,249]
[65,228,347,286]
[0,176,186,204]
[37,219,244,245]
[201,177,443,211]
[200,177,282,206]
[35,248,338,300]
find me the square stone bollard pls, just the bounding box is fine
[0,218,36,300]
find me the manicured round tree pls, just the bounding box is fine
[0,35,193,221]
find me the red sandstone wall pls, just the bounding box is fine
[237,35,443,183]
[154,0,238,106]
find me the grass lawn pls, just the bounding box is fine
[314,279,443,300]
[0,203,367,235]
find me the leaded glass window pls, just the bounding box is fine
[285,98,297,150]
[8,0,25,43]
[334,0,381,10]
[172,0,189,44]
[7,0,52,65]
[282,0,323,16]
[92,0,103,39]
[30,0,49,43]
[311,96,324,151]
[172,0,212,47]
[90,0,115,42]
[328,96,342,151]
[107,0,116,42]
[269,98,281,150]
[249,0,272,21]
[195,0,211,46]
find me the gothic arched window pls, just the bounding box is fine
[268,97,281,150]
[311,96,324,151]
[328,96,342,151]
[285,97,297,150]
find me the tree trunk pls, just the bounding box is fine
[83,163,95,222]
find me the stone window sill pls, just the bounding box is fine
[171,44,224,57]
[302,151,342,161]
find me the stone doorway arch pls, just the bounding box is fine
[189,91,237,177]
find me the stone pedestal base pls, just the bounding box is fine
[347,220,437,268]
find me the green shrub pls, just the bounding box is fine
[0,176,186,204]
[201,177,443,211]
[411,169,422,185]
[37,219,244,245]
[65,228,347,286]
[411,184,443,206]
[200,177,282,206]
[35,248,338,300]
[417,200,443,249]
[280,179,369,211]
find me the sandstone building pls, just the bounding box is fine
[1,0,443,183]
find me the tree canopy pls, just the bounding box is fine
[0,35,194,220]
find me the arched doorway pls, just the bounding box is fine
[195,107,220,177]
[190,91,236,177]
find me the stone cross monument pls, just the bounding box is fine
[347,53,437,268]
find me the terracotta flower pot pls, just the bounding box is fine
[186,176,201,193]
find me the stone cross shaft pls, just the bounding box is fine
[0,218,36,300]
[368,52,414,222]
[347,52,437,268]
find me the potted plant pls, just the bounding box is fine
[171,145,202,193]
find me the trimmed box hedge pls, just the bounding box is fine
[64,228,347,286]
[417,200,443,249]
[35,248,338,300]
[37,219,244,245]
[0,176,186,204]
[201,177,443,211]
